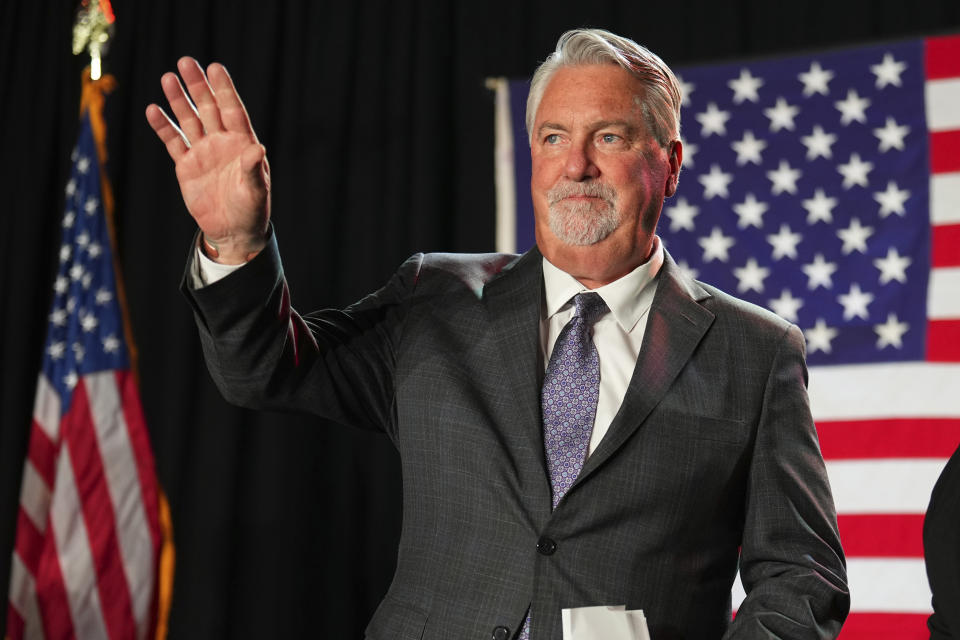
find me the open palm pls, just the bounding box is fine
[146,58,270,263]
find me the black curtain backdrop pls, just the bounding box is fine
[2,1,958,637]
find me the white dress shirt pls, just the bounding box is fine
[196,238,664,456]
[540,239,663,455]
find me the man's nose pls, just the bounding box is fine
[563,141,600,181]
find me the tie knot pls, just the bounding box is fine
[572,292,608,326]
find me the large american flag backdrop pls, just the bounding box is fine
[6,100,165,639]
[492,34,960,638]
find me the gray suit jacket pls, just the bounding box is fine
[183,229,849,639]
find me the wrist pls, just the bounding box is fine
[199,231,267,265]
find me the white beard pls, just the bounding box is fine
[546,181,620,246]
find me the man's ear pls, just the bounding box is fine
[665,139,683,197]
[664,140,683,198]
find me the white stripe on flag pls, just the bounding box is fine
[85,371,155,639]
[809,362,960,420]
[732,558,932,613]
[847,558,932,612]
[925,78,960,131]
[931,173,960,224]
[20,461,51,533]
[826,458,947,514]
[51,447,110,640]
[490,77,518,254]
[33,374,61,442]
[929,267,960,318]
[8,553,46,640]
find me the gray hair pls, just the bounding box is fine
[525,28,682,149]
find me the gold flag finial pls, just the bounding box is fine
[73,0,115,80]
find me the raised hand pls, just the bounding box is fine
[146,57,270,264]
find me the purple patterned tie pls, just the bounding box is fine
[518,292,608,640]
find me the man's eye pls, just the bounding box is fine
[545,134,561,144]
[601,133,621,143]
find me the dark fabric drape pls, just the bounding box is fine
[2,1,958,637]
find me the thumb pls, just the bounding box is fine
[240,144,269,191]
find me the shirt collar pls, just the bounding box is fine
[541,237,664,332]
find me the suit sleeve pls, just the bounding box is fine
[180,226,422,442]
[723,324,850,639]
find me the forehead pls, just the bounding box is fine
[535,64,646,127]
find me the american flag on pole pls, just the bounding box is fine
[491,33,960,639]
[6,74,168,640]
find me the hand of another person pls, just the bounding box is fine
[145,57,270,264]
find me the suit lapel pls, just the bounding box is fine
[577,253,716,482]
[481,247,553,510]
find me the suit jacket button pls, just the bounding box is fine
[492,625,511,640]
[537,537,557,555]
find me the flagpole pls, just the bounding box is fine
[71,3,175,638]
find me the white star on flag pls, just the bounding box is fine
[801,125,838,160]
[874,181,911,217]
[680,138,698,168]
[767,224,803,260]
[767,160,802,195]
[835,89,871,125]
[764,97,801,132]
[696,102,731,137]
[804,318,839,354]
[802,253,838,290]
[768,289,804,322]
[731,130,768,166]
[698,227,736,262]
[797,61,835,96]
[733,258,771,293]
[698,164,734,199]
[802,188,837,224]
[837,218,875,255]
[873,116,911,152]
[838,283,876,320]
[678,75,695,107]
[665,197,700,232]
[837,153,874,188]
[728,68,765,103]
[873,247,912,284]
[874,313,910,348]
[733,193,768,228]
[871,52,908,88]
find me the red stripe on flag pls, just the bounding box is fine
[34,515,76,640]
[837,513,924,556]
[925,34,960,80]
[27,420,58,488]
[14,507,45,574]
[932,223,960,267]
[117,370,162,548]
[930,130,960,173]
[817,418,960,459]
[63,379,138,640]
[839,612,930,639]
[6,603,25,640]
[928,319,960,362]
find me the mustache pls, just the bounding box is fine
[547,181,617,206]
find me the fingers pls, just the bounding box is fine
[177,57,225,136]
[160,71,204,143]
[145,103,190,161]
[207,63,256,138]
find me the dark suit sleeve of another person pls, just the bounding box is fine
[716,294,850,639]
[924,444,960,639]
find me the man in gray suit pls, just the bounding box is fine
[146,28,849,639]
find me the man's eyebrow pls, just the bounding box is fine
[537,120,638,136]
[537,122,569,136]
[591,120,636,133]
